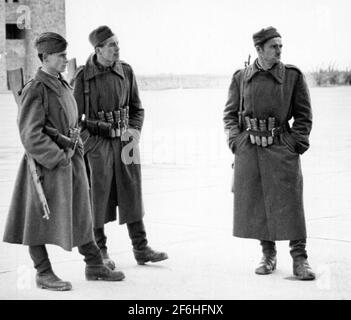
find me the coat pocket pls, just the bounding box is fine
[281,132,298,154]
[234,131,248,155]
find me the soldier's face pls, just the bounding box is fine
[44,51,68,73]
[98,36,120,63]
[258,37,283,64]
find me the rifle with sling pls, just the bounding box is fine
[7,69,51,220]
[238,54,251,131]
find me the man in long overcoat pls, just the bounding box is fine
[3,32,125,291]
[73,26,167,268]
[223,27,315,280]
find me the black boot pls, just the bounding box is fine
[101,248,116,271]
[290,240,315,281]
[29,245,72,291]
[79,241,125,281]
[36,270,72,291]
[94,227,116,270]
[255,241,277,275]
[133,246,169,265]
[127,220,168,265]
[85,265,125,281]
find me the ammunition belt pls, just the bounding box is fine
[246,124,288,137]
[85,106,130,139]
[243,116,289,147]
[44,126,80,150]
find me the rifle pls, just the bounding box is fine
[238,55,251,130]
[27,155,50,220]
[244,54,251,68]
[7,69,51,220]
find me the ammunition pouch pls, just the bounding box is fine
[84,106,130,139]
[56,134,75,150]
[246,125,288,137]
[85,119,115,138]
[243,116,289,147]
[44,126,76,150]
[86,119,99,135]
[98,121,113,138]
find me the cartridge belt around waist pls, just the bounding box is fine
[85,119,127,139]
[245,123,289,137]
[44,126,79,150]
[85,106,130,139]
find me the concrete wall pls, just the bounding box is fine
[0,0,66,86]
[0,0,7,91]
[5,0,26,23]
[24,0,66,81]
[6,39,26,70]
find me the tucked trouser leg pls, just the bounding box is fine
[128,220,168,265]
[78,241,125,281]
[255,240,277,275]
[261,240,277,257]
[289,239,315,281]
[127,220,148,251]
[29,245,72,291]
[93,227,115,270]
[29,245,52,275]
[93,228,108,251]
[78,241,104,266]
[289,239,308,259]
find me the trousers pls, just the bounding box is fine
[260,239,308,259]
[94,220,148,251]
[29,241,103,275]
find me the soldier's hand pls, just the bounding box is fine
[66,148,75,160]
[77,140,84,157]
[58,148,75,167]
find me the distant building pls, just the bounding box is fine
[0,0,66,91]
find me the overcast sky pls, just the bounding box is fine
[66,0,351,75]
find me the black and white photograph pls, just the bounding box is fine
[0,0,350,304]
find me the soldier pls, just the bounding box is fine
[3,32,125,291]
[223,27,315,280]
[73,26,168,269]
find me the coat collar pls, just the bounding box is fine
[245,59,285,84]
[83,54,125,80]
[35,68,71,96]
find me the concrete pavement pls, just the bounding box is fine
[0,87,351,300]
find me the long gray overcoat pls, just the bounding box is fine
[223,60,312,241]
[73,55,145,228]
[3,69,94,251]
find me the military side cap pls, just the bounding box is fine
[89,26,115,47]
[253,26,281,46]
[35,32,67,54]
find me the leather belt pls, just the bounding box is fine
[246,124,289,137]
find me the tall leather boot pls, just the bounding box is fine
[290,239,315,281]
[255,240,277,275]
[79,241,125,281]
[94,227,116,270]
[127,220,168,265]
[29,245,72,291]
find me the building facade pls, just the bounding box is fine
[0,0,66,91]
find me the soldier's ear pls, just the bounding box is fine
[42,53,49,63]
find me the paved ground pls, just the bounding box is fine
[0,87,351,300]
